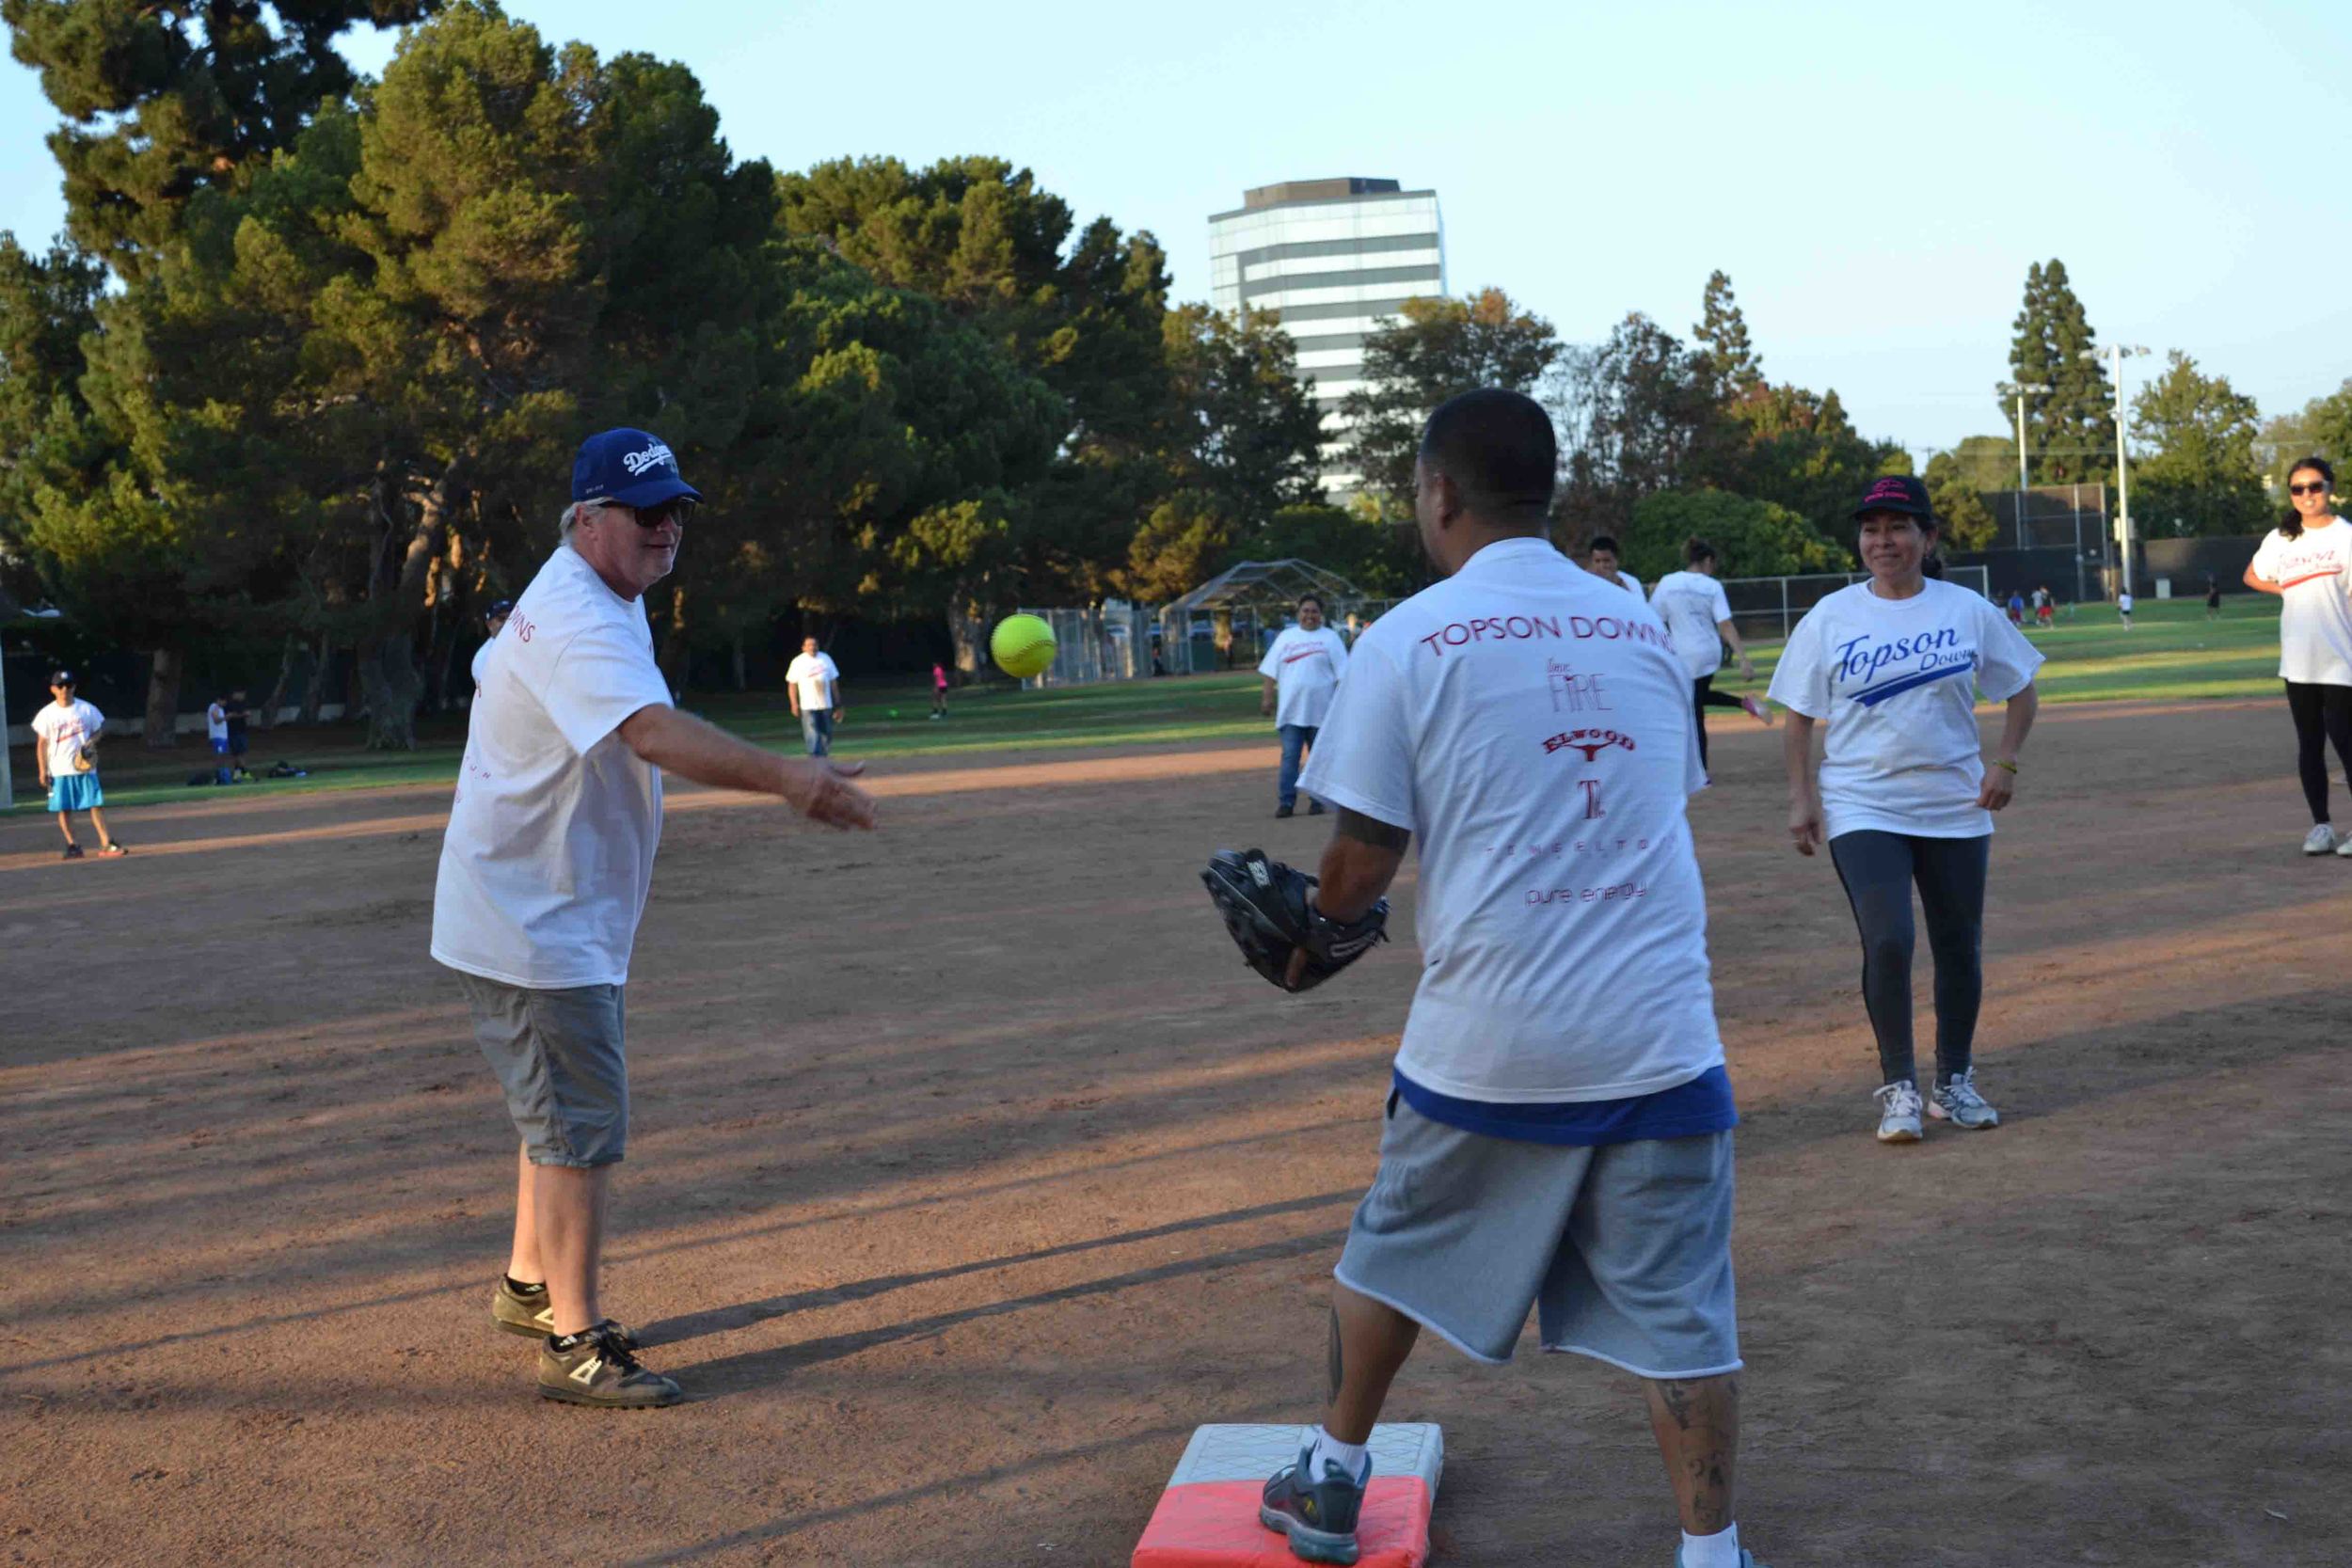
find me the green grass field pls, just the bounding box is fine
[6,594,2285,814]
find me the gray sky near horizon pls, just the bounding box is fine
[3,0,2344,457]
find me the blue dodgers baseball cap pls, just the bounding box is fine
[571,428,704,509]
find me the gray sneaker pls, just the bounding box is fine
[489,1278,636,1350]
[1874,1079,1924,1143]
[537,1323,680,1408]
[1929,1067,2000,1130]
[2302,823,2338,855]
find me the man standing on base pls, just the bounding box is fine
[1254,390,1767,1567]
[432,428,876,1409]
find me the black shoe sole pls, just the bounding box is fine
[1258,1503,1359,1564]
[537,1383,683,1409]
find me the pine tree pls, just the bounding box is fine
[1694,270,1763,397]
[2006,258,2113,486]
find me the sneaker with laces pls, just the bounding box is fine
[1929,1068,2000,1129]
[2302,824,2338,855]
[1874,1080,1924,1143]
[489,1278,636,1350]
[537,1323,680,1408]
[1260,1444,1369,1564]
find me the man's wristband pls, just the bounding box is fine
[1992,758,2019,773]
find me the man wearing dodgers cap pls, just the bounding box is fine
[432,428,878,1408]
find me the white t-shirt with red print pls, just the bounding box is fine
[2251,519,2352,686]
[1256,625,1350,729]
[1297,536,1720,1103]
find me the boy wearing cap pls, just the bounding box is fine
[32,672,125,859]
[433,428,879,1410]
[470,598,515,691]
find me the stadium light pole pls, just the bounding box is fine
[2083,344,2151,594]
[2002,382,2053,550]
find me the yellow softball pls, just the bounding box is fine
[991,613,1057,679]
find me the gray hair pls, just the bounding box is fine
[559,499,603,543]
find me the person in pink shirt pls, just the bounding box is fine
[931,661,950,720]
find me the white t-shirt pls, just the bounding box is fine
[1649,570,1735,679]
[1298,536,1720,1104]
[206,702,228,743]
[469,634,500,690]
[2250,520,2352,686]
[31,698,103,775]
[431,546,675,989]
[1255,625,1350,729]
[2117,592,2135,612]
[786,652,839,711]
[1767,579,2044,841]
[1586,566,1642,597]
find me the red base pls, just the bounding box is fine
[1132,1477,1435,1567]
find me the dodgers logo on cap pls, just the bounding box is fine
[572,428,705,510]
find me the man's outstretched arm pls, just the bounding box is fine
[616,705,876,830]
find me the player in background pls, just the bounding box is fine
[470,598,515,690]
[2242,456,2352,856]
[1770,476,2042,1144]
[1257,593,1349,818]
[1582,534,1643,596]
[2036,585,2056,629]
[32,671,125,859]
[1650,540,1772,776]
[2117,587,2135,627]
[786,636,842,756]
[1258,390,1770,1568]
[2204,574,2222,622]
[2006,589,2026,626]
[930,660,950,719]
[207,693,233,784]
[433,428,877,1409]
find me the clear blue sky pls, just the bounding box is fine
[4,0,2345,457]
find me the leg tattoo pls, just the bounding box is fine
[1326,1305,1344,1404]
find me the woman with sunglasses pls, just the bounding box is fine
[2244,456,2352,856]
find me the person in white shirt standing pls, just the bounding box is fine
[1770,475,2042,1145]
[206,694,232,784]
[469,598,514,692]
[1649,539,1772,775]
[1583,533,1643,596]
[785,636,842,757]
[433,427,877,1409]
[31,671,125,859]
[2243,455,2352,856]
[1251,389,1769,1568]
[1256,594,1349,818]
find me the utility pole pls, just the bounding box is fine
[2083,344,2150,595]
[2002,382,2053,550]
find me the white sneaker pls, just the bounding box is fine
[2303,824,2338,855]
[1873,1080,1924,1143]
[1928,1067,2000,1130]
[2337,832,2352,858]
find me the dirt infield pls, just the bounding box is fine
[4,702,2347,1567]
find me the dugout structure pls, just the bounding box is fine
[1156,560,1364,675]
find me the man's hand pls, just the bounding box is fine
[1977,762,2017,811]
[782,757,877,830]
[1788,794,1825,856]
[1737,653,1756,682]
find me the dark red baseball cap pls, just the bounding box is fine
[1851,474,1933,521]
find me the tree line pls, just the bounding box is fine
[4,4,2340,749]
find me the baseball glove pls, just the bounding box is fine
[1200,847,1389,993]
[71,740,97,774]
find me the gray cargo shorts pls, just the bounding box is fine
[1334,1097,1740,1379]
[457,973,628,1168]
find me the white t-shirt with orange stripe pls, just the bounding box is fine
[2252,519,2352,686]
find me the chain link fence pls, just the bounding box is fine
[1718,566,1992,644]
[1010,604,1156,686]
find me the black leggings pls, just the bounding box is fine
[1691,674,1746,770]
[2284,681,2352,824]
[1828,831,1990,1087]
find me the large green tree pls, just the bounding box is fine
[2127,351,2268,537]
[1340,287,1563,512]
[1618,489,1846,583]
[1554,311,1723,544]
[2007,258,2113,486]
[1693,269,1763,398]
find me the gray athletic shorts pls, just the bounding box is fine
[1334,1098,1740,1378]
[457,974,628,1168]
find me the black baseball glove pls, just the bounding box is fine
[1200,847,1389,993]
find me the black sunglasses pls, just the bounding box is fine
[2289,482,2330,497]
[595,498,697,529]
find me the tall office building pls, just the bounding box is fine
[1208,178,1446,494]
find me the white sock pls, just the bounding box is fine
[1679,1523,1741,1568]
[1305,1425,1369,1481]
